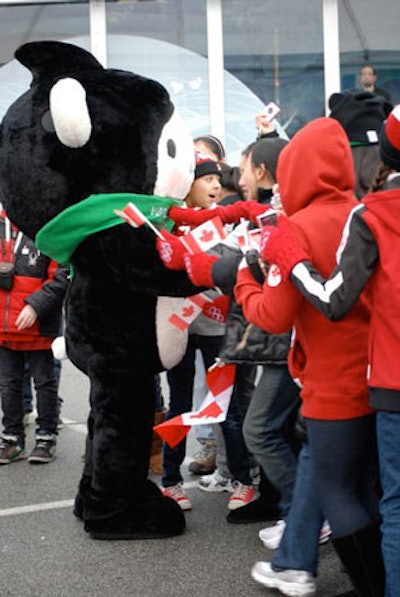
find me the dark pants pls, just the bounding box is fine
[163,333,254,487]
[307,413,380,538]
[23,358,62,414]
[0,347,59,441]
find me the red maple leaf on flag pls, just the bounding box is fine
[188,401,223,420]
[182,305,194,318]
[199,229,214,243]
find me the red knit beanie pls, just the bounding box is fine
[380,105,400,170]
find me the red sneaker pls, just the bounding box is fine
[228,481,255,510]
[162,483,192,511]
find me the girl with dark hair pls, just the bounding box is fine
[194,134,226,162]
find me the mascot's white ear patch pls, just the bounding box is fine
[154,108,195,200]
[50,77,92,148]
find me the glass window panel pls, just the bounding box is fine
[222,0,324,148]
[339,0,400,105]
[0,2,90,120]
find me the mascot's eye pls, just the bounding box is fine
[167,139,176,158]
[41,110,55,133]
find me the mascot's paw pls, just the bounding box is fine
[83,480,186,540]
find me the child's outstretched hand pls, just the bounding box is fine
[260,215,310,279]
[156,230,187,270]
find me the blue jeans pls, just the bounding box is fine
[273,443,323,575]
[307,414,380,538]
[376,410,400,597]
[162,334,223,487]
[219,363,256,485]
[163,334,254,487]
[243,364,301,516]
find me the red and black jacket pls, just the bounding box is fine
[0,214,69,349]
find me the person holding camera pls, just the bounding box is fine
[0,207,69,465]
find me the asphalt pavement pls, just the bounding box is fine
[0,360,352,597]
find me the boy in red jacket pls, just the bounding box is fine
[0,210,69,464]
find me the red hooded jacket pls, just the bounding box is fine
[235,118,372,420]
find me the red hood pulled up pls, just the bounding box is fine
[277,117,355,216]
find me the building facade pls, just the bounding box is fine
[0,0,398,163]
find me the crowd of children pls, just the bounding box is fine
[157,95,397,597]
[2,94,399,596]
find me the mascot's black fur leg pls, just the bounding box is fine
[73,413,93,521]
[77,365,185,539]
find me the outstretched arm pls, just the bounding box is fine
[289,209,378,320]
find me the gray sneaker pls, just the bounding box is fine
[188,440,216,475]
[0,435,26,465]
[251,561,316,596]
[198,470,233,493]
[28,433,56,464]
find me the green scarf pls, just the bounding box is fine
[36,193,182,264]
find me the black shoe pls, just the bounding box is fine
[226,497,281,524]
[28,433,56,463]
[332,522,385,596]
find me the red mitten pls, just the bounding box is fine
[183,252,218,287]
[260,215,310,279]
[156,230,187,270]
[168,206,216,226]
[217,201,269,224]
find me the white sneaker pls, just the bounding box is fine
[251,561,316,596]
[259,519,286,550]
[162,483,192,510]
[259,520,332,550]
[198,470,233,493]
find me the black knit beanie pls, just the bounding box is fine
[329,91,392,145]
[194,150,222,179]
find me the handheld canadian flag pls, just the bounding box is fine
[237,220,262,253]
[168,293,211,331]
[180,216,226,254]
[154,363,236,448]
[114,202,165,239]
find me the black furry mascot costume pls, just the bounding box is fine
[0,41,202,539]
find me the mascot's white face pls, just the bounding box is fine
[49,77,195,202]
[154,108,195,200]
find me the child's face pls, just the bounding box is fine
[186,174,221,208]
